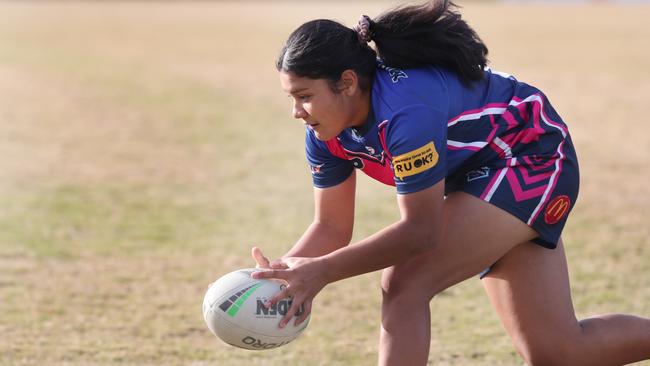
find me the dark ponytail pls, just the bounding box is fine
[276,0,488,87]
[372,1,488,84]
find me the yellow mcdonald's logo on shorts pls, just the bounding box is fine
[544,195,571,225]
[392,141,439,180]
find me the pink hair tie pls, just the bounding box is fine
[354,15,374,43]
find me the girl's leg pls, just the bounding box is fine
[379,191,538,366]
[482,239,650,366]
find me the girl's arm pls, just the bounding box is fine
[283,171,356,259]
[252,171,355,267]
[252,179,444,327]
[321,179,443,282]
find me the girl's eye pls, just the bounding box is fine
[298,95,311,102]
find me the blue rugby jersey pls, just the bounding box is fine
[306,63,570,195]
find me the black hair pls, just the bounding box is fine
[276,19,377,92]
[276,0,488,88]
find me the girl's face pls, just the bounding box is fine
[280,70,366,141]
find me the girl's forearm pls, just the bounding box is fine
[282,220,353,259]
[320,218,437,283]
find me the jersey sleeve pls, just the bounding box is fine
[384,105,447,194]
[305,129,354,188]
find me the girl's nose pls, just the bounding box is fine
[293,103,307,119]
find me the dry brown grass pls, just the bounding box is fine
[0,1,648,365]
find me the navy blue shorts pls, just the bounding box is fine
[444,95,580,279]
[447,136,579,249]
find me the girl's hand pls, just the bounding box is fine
[251,246,288,270]
[251,255,328,329]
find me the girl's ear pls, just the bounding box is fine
[338,69,360,96]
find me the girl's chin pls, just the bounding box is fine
[313,127,346,142]
[314,131,335,141]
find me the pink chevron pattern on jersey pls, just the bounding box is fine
[517,164,554,185]
[511,94,568,137]
[447,93,568,156]
[527,134,566,225]
[522,156,556,171]
[505,169,552,202]
[469,92,568,214]
[447,103,509,127]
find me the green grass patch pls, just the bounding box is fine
[0,184,221,257]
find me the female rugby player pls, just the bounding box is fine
[251,1,650,364]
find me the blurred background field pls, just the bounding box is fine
[0,1,648,365]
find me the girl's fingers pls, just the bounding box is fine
[269,260,289,269]
[279,296,306,329]
[251,247,270,268]
[264,286,291,308]
[251,268,289,280]
[294,300,311,326]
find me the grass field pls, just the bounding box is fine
[0,1,648,365]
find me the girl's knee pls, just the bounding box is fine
[522,349,570,366]
[515,334,584,366]
[381,266,437,305]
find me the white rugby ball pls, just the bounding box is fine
[202,268,310,350]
